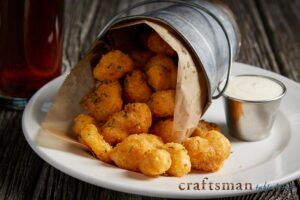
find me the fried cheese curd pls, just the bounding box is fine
[124,103,152,133]
[147,90,175,118]
[101,111,128,145]
[139,148,171,177]
[93,50,133,81]
[163,143,191,177]
[73,114,96,137]
[110,133,163,172]
[183,131,231,172]
[129,50,153,69]
[192,120,221,137]
[79,124,112,163]
[102,103,152,145]
[151,119,177,143]
[145,54,177,91]
[147,32,176,57]
[81,80,122,122]
[124,70,152,103]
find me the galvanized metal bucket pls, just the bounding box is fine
[96,0,240,111]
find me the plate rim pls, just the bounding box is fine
[22,62,300,199]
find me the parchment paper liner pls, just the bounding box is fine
[37,20,208,149]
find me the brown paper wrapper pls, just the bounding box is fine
[39,19,208,148]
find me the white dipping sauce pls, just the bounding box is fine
[223,76,284,101]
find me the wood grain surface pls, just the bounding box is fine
[0,0,300,199]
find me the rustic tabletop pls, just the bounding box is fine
[1,0,300,199]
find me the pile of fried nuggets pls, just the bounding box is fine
[73,31,231,177]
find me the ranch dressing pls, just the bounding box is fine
[223,75,284,101]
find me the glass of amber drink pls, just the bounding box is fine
[0,0,64,109]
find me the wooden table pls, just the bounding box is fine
[1,0,300,199]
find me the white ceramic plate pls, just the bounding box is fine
[22,62,300,199]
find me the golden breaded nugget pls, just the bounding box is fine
[79,124,112,163]
[192,120,221,137]
[101,127,128,145]
[163,143,191,177]
[124,70,152,103]
[146,54,177,91]
[147,32,176,56]
[183,131,231,172]
[73,114,96,136]
[110,133,164,171]
[139,148,171,177]
[183,136,220,172]
[205,130,231,160]
[81,81,122,122]
[124,103,152,134]
[151,119,177,143]
[101,111,128,145]
[147,90,175,118]
[129,50,153,69]
[145,53,175,71]
[102,103,152,145]
[93,50,133,81]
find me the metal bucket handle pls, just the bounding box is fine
[97,0,232,99]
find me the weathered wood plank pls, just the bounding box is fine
[256,0,300,81]
[223,0,280,73]
[63,0,121,69]
[0,108,44,200]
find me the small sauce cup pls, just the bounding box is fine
[220,74,287,141]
